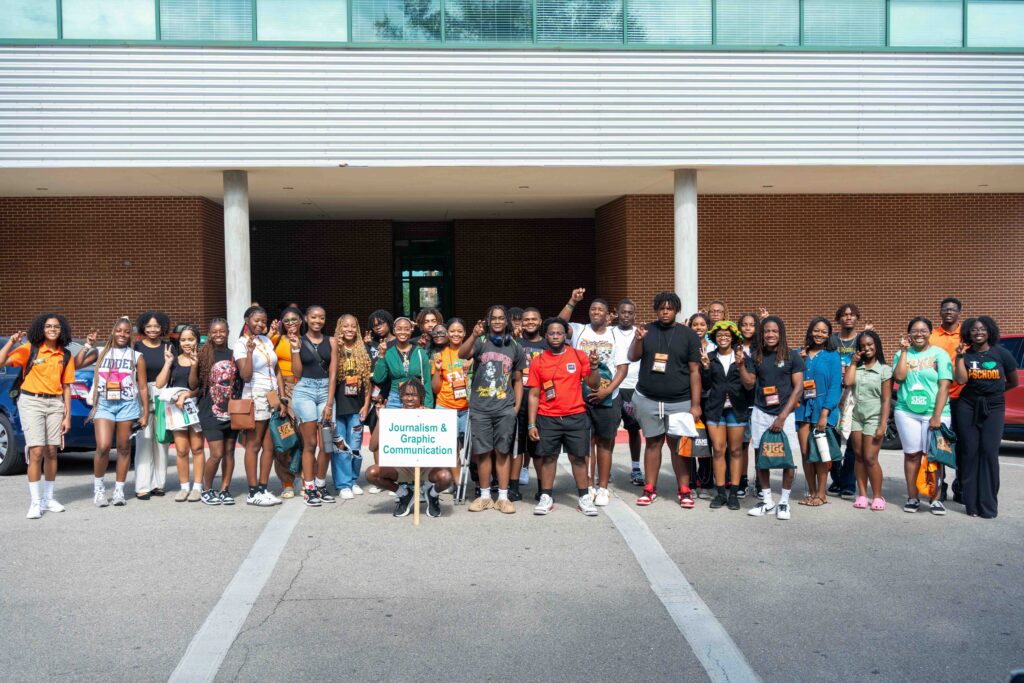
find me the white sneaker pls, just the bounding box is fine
[264,490,282,505]
[518,469,530,486]
[351,484,364,495]
[367,484,382,494]
[588,486,598,499]
[534,493,554,515]
[42,498,66,513]
[776,502,791,520]
[111,488,127,506]
[578,494,598,517]
[747,501,776,517]
[339,488,355,500]
[94,488,109,508]
[26,501,42,519]
[255,491,277,507]
[594,488,610,506]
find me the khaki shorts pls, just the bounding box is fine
[17,393,65,449]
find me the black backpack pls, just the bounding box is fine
[9,344,72,400]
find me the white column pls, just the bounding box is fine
[673,169,698,320]
[223,170,251,339]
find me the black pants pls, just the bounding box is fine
[948,398,962,493]
[955,400,1003,518]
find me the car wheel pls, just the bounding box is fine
[881,412,902,451]
[0,413,26,476]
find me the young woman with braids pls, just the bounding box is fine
[270,305,303,498]
[331,314,373,499]
[196,319,240,506]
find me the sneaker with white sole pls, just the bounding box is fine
[747,501,776,517]
[393,485,414,517]
[578,494,598,516]
[303,487,322,507]
[534,493,554,515]
[776,502,791,520]
[594,488,610,506]
[929,500,946,516]
[317,486,336,503]
[219,490,235,505]
[339,488,355,500]
[351,484,364,495]
[630,470,645,487]
[426,487,441,518]
[588,486,598,499]
[26,501,42,519]
[201,489,221,506]
[248,490,275,507]
[903,498,920,513]
[111,488,127,506]
[367,484,382,494]
[94,488,109,508]
[174,489,189,502]
[42,498,65,513]
[263,489,283,506]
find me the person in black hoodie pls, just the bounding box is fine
[700,321,752,510]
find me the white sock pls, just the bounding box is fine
[632,463,641,472]
[43,480,54,500]
[114,481,125,493]
[314,478,326,488]
[28,480,41,502]
[305,480,315,489]
[94,477,105,491]
[780,488,792,504]
[479,487,492,500]
[181,483,191,491]
[763,490,775,506]
[497,488,509,501]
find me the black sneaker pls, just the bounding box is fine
[710,491,728,509]
[534,488,541,502]
[903,498,920,513]
[393,485,414,517]
[426,488,441,518]
[727,490,740,510]
[303,487,322,507]
[630,469,645,487]
[317,486,336,503]
[219,490,235,505]
[827,483,842,495]
[201,489,221,506]
[508,484,523,503]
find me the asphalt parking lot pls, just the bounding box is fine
[2,443,1022,683]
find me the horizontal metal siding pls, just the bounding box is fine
[0,46,1021,166]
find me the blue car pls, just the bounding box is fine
[0,338,98,476]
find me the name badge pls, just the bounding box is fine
[723,393,733,409]
[803,379,817,400]
[543,380,556,401]
[653,353,669,373]
[105,378,123,402]
[451,373,467,400]
[763,385,779,407]
[344,375,360,396]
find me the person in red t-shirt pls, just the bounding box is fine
[525,318,602,516]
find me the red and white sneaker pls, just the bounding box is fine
[636,486,658,506]
[678,487,696,509]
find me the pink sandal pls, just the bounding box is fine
[853,496,869,509]
[870,497,886,511]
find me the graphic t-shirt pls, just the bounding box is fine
[432,346,472,410]
[199,348,237,421]
[611,326,640,391]
[830,333,859,370]
[135,340,175,385]
[233,335,277,395]
[960,346,1018,405]
[470,338,526,414]
[335,343,368,415]
[525,348,591,417]
[518,337,548,389]
[568,323,629,400]
[95,347,143,401]
[747,349,806,416]
[893,345,953,416]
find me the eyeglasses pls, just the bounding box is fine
[283,318,301,324]
[432,331,448,337]
[43,324,61,330]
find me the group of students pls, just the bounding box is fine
[1,293,1015,522]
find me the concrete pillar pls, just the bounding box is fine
[223,170,251,339]
[673,169,698,319]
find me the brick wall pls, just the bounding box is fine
[0,197,224,334]
[595,193,1024,343]
[453,218,596,321]
[250,219,393,328]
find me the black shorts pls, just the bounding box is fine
[586,394,622,440]
[200,415,237,443]
[536,413,590,458]
[515,405,539,458]
[619,388,641,432]
[470,410,517,455]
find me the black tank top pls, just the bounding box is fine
[299,334,331,380]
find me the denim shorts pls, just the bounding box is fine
[93,397,141,423]
[291,377,333,424]
[706,408,747,428]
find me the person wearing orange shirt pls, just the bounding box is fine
[431,318,472,486]
[929,296,963,502]
[524,317,602,517]
[0,313,76,519]
[270,306,302,498]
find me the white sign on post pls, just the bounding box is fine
[378,408,458,468]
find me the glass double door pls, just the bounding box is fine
[394,237,453,320]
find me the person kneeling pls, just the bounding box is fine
[365,378,452,518]
[524,318,602,516]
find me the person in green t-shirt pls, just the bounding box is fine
[892,317,952,516]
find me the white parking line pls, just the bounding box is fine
[560,464,761,683]
[168,502,306,683]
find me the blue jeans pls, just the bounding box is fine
[385,391,402,409]
[331,412,364,489]
[292,377,333,424]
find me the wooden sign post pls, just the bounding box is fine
[378,408,458,526]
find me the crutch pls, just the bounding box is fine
[455,419,472,505]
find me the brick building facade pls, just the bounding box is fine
[2,194,1021,343]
